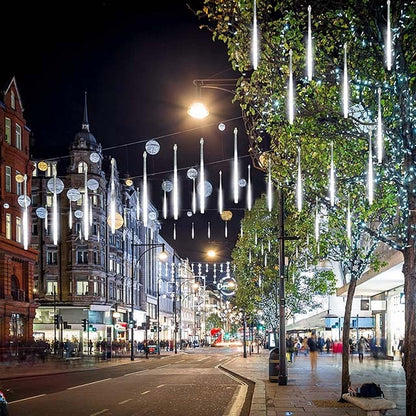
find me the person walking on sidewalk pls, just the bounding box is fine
[307,332,319,371]
[357,336,369,363]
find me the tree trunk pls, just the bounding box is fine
[340,276,357,399]
[402,245,416,416]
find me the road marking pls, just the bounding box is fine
[9,394,46,404]
[175,359,185,363]
[141,391,150,395]
[158,364,170,368]
[118,399,132,405]
[90,410,109,416]
[124,370,147,376]
[156,384,165,388]
[197,357,210,361]
[67,378,112,390]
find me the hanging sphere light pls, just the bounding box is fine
[145,139,160,155]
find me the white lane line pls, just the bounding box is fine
[9,394,46,404]
[156,384,165,388]
[197,357,210,361]
[90,410,109,416]
[141,391,150,395]
[67,378,112,390]
[124,370,147,376]
[118,399,132,405]
[175,359,185,363]
[158,364,170,368]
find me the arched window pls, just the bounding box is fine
[11,274,20,300]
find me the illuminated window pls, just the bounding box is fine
[5,213,12,239]
[78,162,88,173]
[76,280,89,295]
[15,123,22,150]
[11,90,15,109]
[46,281,58,296]
[5,117,11,144]
[5,166,11,192]
[16,216,22,243]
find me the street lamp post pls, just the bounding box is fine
[131,239,167,361]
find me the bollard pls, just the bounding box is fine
[269,347,280,382]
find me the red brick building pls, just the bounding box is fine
[0,77,37,348]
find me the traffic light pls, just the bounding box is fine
[128,319,136,329]
[54,314,60,329]
[175,322,179,332]
[82,318,88,331]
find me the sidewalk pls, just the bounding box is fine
[0,349,406,415]
[221,349,405,415]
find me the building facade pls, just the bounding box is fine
[0,77,38,349]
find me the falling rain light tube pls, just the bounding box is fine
[329,141,335,206]
[163,188,167,219]
[173,222,177,240]
[267,159,273,212]
[346,196,352,241]
[199,138,205,214]
[83,167,89,240]
[142,152,148,227]
[173,144,179,220]
[218,170,224,214]
[377,87,383,163]
[247,165,252,211]
[225,221,228,238]
[44,208,48,232]
[208,222,211,239]
[22,175,28,250]
[343,43,349,118]
[136,187,140,221]
[52,163,58,245]
[296,146,302,212]
[368,134,374,205]
[386,0,392,71]
[288,49,295,124]
[110,158,116,234]
[307,5,313,81]
[251,0,258,70]
[192,178,196,214]
[69,202,73,230]
[191,222,195,239]
[233,128,239,204]
[315,199,320,242]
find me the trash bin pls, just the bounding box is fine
[269,347,280,383]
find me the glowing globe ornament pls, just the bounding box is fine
[145,139,160,155]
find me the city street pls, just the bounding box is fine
[2,349,250,416]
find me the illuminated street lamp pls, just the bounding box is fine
[131,239,168,361]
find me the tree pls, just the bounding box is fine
[197,0,415,411]
[232,195,337,346]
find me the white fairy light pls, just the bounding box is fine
[377,87,383,163]
[267,159,273,212]
[225,221,228,238]
[296,146,302,211]
[288,49,295,124]
[208,221,211,239]
[142,152,148,227]
[173,144,179,220]
[83,167,89,240]
[199,138,205,214]
[218,170,224,214]
[173,222,176,240]
[251,0,259,70]
[368,134,374,205]
[233,127,239,203]
[329,141,335,206]
[69,201,73,230]
[191,222,195,239]
[386,0,392,71]
[307,5,313,81]
[315,199,320,242]
[247,165,252,211]
[343,43,349,118]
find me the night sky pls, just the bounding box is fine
[2,0,266,266]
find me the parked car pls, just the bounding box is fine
[0,390,8,416]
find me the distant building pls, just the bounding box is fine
[0,77,38,347]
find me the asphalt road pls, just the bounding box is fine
[3,350,252,416]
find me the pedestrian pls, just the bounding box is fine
[286,336,295,362]
[301,336,309,356]
[307,332,318,371]
[325,338,331,354]
[88,339,93,355]
[357,336,368,363]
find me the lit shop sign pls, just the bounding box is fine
[217,276,237,297]
[115,322,127,332]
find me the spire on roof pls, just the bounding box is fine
[82,91,90,132]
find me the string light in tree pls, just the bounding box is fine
[377,87,383,163]
[288,49,295,124]
[329,141,335,206]
[306,5,313,81]
[267,159,273,212]
[368,133,374,205]
[343,43,349,118]
[386,0,392,70]
[251,0,259,70]
[296,146,302,211]
[247,165,253,211]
